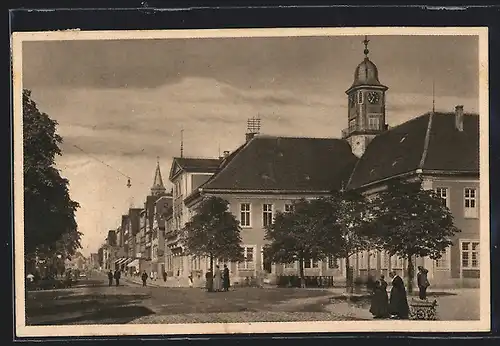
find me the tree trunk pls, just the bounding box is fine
[407,254,414,294]
[298,257,306,288]
[345,255,353,294]
[210,253,213,271]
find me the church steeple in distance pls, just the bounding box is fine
[343,35,389,158]
[151,156,166,196]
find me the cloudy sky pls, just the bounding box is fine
[22,33,479,256]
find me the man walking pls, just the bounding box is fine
[114,269,121,287]
[141,270,148,287]
[107,270,113,287]
[417,266,430,300]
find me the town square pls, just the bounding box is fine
[14,27,488,335]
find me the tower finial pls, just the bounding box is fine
[363,35,370,58]
[432,78,436,113]
[180,129,184,158]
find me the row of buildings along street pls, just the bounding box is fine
[94,39,480,290]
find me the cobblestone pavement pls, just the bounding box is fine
[25,272,480,325]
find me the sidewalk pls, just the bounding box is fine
[122,275,205,288]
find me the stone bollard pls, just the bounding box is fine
[409,298,438,320]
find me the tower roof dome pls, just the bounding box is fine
[345,36,388,94]
[351,57,383,87]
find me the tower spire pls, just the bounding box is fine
[432,78,436,113]
[180,129,184,158]
[363,35,370,58]
[151,157,166,196]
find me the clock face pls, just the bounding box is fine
[367,91,380,104]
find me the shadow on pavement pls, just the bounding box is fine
[29,305,155,325]
[26,292,153,326]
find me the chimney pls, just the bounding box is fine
[455,105,464,132]
[245,132,256,142]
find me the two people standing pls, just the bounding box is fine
[107,269,121,287]
[369,271,411,319]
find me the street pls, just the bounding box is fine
[25,271,480,325]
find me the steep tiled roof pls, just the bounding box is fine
[169,157,221,181]
[423,113,479,172]
[201,135,357,192]
[347,112,479,189]
[175,157,221,172]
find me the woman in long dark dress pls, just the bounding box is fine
[389,271,410,319]
[369,275,389,318]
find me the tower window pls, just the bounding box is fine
[357,91,364,104]
[368,115,380,130]
[349,119,357,132]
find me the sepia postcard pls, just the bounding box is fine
[12,27,490,337]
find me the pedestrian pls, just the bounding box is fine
[188,274,194,288]
[150,271,154,281]
[369,274,389,319]
[388,271,409,319]
[417,266,430,300]
[107,270,113,287]
[163,271,167,282]
[222,264,230,292]
[114,269,121,286]
[141,270,148,287]
[205,268,213,292]
[213,265,222,292]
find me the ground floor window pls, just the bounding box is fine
[390,255,404,269]
[461,240,480,269]
[368,250,377,269]
[284,261,296,269]
[304,258,319,269]
[435,246,451,270]
[327,256,340,270]
[358,251,368,270]
[238,246,255,270]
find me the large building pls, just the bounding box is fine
[163,37,479,288]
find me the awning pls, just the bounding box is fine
[127,259,139,268]
[123,258,134,265]
[114,258,126,265]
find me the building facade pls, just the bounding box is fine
[161,37,480,288]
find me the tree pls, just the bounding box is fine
[263,198,338,288]
[182,196,244,270]
[371,179,461,293]
[328,190,375,293]
[23,89,81,260]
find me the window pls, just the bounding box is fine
[368,115,380,130]
[263,204,274,227]
[358,251,368,270]
[284,204,293,213]
[238,246,255,270]
[349,119,357,132]
[391,255,404,269]
[284,261,297,269]
[461,241,480,269]
[240,203,251,227]
[369,250,377,269]
[303,258,319,269]
[380,251,390,269]
[327,256,339,269]
[435,187,449,208]
[357,91,364,104]
[435,246,451,269]
[464,188,478,218]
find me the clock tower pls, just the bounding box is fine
[343,36,388,158]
